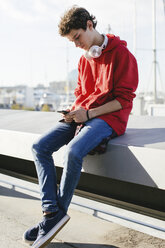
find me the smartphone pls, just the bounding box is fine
[57,110,69,115]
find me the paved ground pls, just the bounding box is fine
[0,184,165,248]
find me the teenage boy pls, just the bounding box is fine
[23,6,138,248]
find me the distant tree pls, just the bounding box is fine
[11,103,22,110]
[41,104,50,112]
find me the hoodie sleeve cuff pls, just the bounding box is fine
[115,96,132,109]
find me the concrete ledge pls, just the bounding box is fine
[0,110,165,191]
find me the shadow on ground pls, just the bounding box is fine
[0,185,39,200]
[48,243,118,248]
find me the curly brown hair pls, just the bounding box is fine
[58,6,97,36]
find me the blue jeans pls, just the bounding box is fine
[32,118,113,214]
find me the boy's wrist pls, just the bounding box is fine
[86,110,90,120]
[88,109,96,119]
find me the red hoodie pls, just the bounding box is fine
[72,34,138,136]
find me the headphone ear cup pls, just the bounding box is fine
[84,34,108,60]
[88,46,102,58]
[84,51,92,60]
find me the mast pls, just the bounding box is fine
[152,0,157,103]
[133,0,137,56]
[66,42,69,105]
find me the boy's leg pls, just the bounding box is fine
[58,118,113,213]
[23,121,77,246]
[32,121,77,213]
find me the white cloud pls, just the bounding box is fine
[0,0,60,23]
[0,0,35,23]
[33,0,48,14]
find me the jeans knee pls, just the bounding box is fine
[65,146,82,165]
[32,142,39,154]
[32,140,49,155]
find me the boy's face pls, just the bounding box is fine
[65,21,94,51]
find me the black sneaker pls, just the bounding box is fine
[32,209,70,248]
[23,224,39,245]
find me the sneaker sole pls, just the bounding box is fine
[32,214,70,248]
[22,233,36,245]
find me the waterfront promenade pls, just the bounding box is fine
[0,175,165,248]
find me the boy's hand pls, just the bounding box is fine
[69,107,88,123]
[62,109,74,123]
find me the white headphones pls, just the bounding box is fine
[84,34,108,60]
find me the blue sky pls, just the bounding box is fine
[0,0,164,93]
